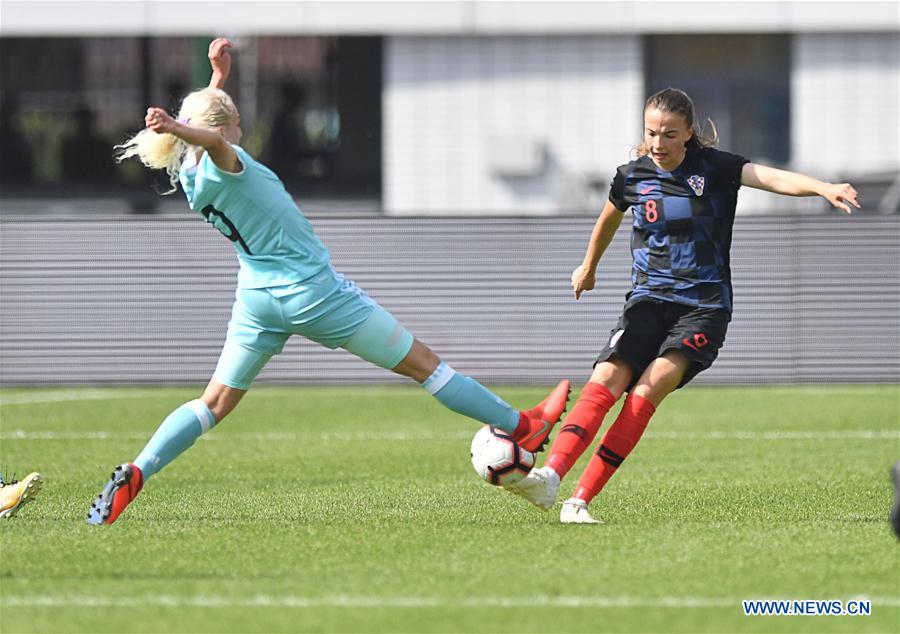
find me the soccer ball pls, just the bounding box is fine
[470,426,536,487]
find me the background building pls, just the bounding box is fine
[1,1,898,387]
[1,0,898,215]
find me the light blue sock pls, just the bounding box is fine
[421,362,521,433]
[133,400,215,480]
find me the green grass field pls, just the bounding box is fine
[1,385,898,633]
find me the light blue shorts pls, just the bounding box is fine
[213,266,414,389]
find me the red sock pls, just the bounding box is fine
[510,412,531,442]
[545,383,617,479]
[572,393,656,504]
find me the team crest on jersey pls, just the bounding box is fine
[686,175,705,196]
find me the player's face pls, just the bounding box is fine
[644,108,693,171]
[222,111,242,144]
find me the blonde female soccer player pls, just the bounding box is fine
[507,87,858,523]
[88,39,569,525]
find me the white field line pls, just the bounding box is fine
[0,428,900,443]
[647,430,900,440]
[0,388,449,406]
[2,594,898,609]
[1,430,897,442]
[2,385,896,407]
[0,390,155,405]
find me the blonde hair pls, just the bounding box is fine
[115,88,238,194]
[636,87,718,158]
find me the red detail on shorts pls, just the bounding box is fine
[682,333,708,352]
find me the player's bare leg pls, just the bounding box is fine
[390,338,440,383]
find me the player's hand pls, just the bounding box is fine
[821,182,860,214]
[571,263,596,300]
[208,38,233,79]
[145,107,177,134]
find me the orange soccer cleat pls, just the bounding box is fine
[514,380,571,453]
[87,463,143,525]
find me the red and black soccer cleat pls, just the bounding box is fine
[87,463,143,525]
[515,380,571,453]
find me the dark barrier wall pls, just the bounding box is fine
[1,215,897,385]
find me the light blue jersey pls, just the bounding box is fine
[121,137,517,478]
[179,145,332,289]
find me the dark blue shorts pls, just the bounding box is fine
[595,298,731,390]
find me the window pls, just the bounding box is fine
[0,36,383,206]
[645,34,790,165]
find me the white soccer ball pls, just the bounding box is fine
[470,426,536,487]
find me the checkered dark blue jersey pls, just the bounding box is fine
[609,146,750,312]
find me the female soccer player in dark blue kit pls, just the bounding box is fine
[507,88,859,523]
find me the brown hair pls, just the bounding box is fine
[637,87,718,157]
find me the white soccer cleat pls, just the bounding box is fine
[0,472,43,519]
[506,466,560,511]
[560,497,602,524]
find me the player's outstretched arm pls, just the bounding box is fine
[572,199,624,300]
[741,163,859,214]
[144,107,241,173]
[208,38,233,90]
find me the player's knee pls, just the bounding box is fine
[632,357,687,406]
[590,357,631,397]
[200,383,246,423]
[630,383,667,406]
[393,339,440,382]
[418,343,441,373]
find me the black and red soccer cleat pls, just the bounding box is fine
[515,380,572,453]
[87,463,143,525]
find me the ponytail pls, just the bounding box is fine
[114,87,238,195]
[686,116,718,150]
[115,128,188,194]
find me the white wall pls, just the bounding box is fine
[383,36,643,215]
[4,216,898,384]
[2,1,897,35]
[792,33,900,175]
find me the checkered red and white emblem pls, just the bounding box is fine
[687,175,705,196]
